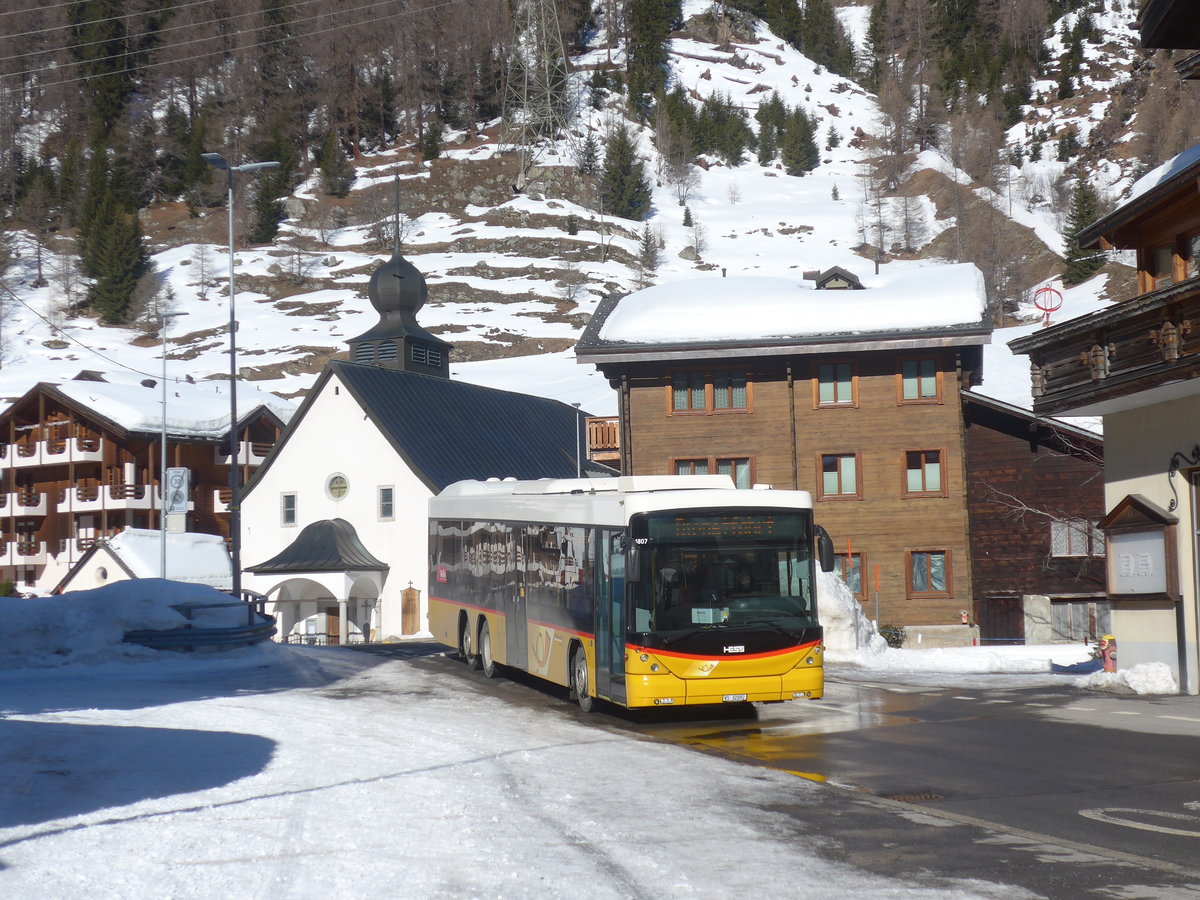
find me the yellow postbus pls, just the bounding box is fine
[428,475,832,711]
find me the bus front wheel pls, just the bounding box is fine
[571,646,594,713]
[480,622,498,678]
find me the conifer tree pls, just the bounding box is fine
[862,0,890,90]
[320,130,354,196]
[779,110,819,176]
[576,133,599,176]
[79,143,115,276]
[637,223,659,285]
[88,209,149,323]
[59,137,84,228]
[801,0,855,76]
[248,128,298,243]
[249,181,285,244]
[626,0,682,112]
[421,121,443,161]
[68,0,132,133]
[757,124,778,166]
[1063,179,1104,285]
[600,124,652,221]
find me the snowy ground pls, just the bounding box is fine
[0,577,1180,899]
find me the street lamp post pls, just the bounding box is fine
[202,152,280,599]
[572,402,582,478]
[159,310,188,579]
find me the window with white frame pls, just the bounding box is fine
[281,493,297,526]
[378,486,395,520]
[1050,518,1104,557]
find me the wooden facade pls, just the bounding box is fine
[0,378,286,591]
[962,393,1106,641]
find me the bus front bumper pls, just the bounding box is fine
[624,666,824,707]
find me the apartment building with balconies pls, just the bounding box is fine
[0,370,294,592]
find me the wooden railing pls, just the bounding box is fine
[586,416,620,454]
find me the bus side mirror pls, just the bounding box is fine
[815,525,835,573]
[622,537,640,582]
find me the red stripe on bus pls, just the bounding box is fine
[429,596,506,618]
[625,639,821,662]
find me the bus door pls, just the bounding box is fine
[504,527,527,669]
[595,530,627,704]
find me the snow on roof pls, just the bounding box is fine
[103,528,233,589]
[1123,143,1200,207]
[597,263,988,345]
[49,370,296,438]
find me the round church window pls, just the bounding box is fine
[327,474,349,500]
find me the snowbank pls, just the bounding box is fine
[815,570,1175,691]
[0,580,252,670]
[1080,662,1178,696]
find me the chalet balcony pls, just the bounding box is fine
[0,490,49,516]
[213,441,273,467]
[0,540,48,566]
[59,484,159,512]
[2,437,105,468]
[213,488,232,513]
[1009,279,1200,417]
[58,536,100,554]
[586,416,621,469]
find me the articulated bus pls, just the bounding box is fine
[428,475,833,711]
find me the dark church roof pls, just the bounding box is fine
[247,518,388,574]
[245,361,612,496]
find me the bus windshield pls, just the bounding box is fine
[630,510,817,637]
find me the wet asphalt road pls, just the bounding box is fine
[361,643,1200,899]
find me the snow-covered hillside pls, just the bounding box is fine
[0,1,1151,419]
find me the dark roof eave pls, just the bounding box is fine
[1076,156,1200,249]
[578,323,992,364]
[961,389,1102,444]
[1008,280,1199,356]
[1138,0,1200,49]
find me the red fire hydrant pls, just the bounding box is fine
[1097,634,1116,672]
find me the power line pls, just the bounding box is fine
[0,0,474,91]
[0,0,223,44]
[0,276,180,382]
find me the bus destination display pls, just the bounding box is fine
[652,514,788,540]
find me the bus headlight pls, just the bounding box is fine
[639,653,649,662]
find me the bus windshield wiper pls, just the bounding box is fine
[657,626,718,646]
[730,619,798,640]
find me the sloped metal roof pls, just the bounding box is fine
[327,361,608,492]
[248,518,387,574]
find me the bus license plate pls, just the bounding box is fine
[722,693,748,702]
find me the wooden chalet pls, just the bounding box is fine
[0,372,291,592]
[1008,0,1200,692]
[962,391,1106,642]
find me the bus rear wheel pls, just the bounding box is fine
[571,646,594,713]
[480,622,498,678]
[460,617,481,669]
